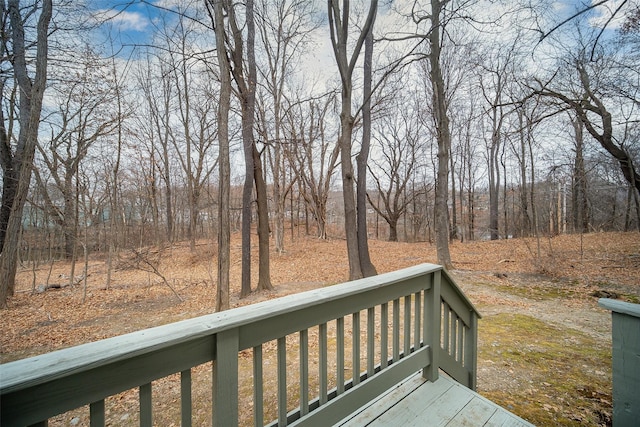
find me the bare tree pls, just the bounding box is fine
[327,0,378,280]
[284,93,340,240]
[477,41,519,240]
[137,54,176,244]
[0,0,52,307]
[205,0,232,310]
[34,46,119,261]
[426,0,453,268]
[535,62,640,197]
[157,11,219,252]
[255,0,318,255]
[217,0,272,295]
[368,101,423,241]
[356,7,377,275]
[570,114,590,232]
[104,47,128,290]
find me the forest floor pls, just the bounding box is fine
[2,231,639,426]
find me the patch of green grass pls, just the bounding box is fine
[479,313,611,426]
[488,282,582,301]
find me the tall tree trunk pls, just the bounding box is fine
[502,149,508,238]
[429,0,453,269]
[273,139,285,254]
[106,57,123,290]
[517,111,531,237]
[488,132,500,240]
[449,149,458,241]
[0,0,52,307]
[634,186,640,232]
[356,14,377,277]
[63,175,77,259]
[571,116,589,233]
[253,146,273,291]
[624,185,633,231]
[223,0,259,298]
[208,0,231,311]
[328,0,377,280]
[338,93,362,279]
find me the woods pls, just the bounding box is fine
[1,0,639,308]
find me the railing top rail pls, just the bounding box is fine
[1,263,449,395]
[441,269,482,319]
[598,298,640,318]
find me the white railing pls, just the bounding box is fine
[0,264,480,427]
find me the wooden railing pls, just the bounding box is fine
[598,298,640,427]
[0,264,480,427]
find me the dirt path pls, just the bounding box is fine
[453,270,612,341]
[450,270,614,426]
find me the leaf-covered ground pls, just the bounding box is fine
[3,231,639,426]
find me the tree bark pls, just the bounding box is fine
[449,147,458,241]
[253,146,273,291]
[356,13,377,277]
[536,65,640,197]
[208,0,231,311]
[571,116,589,233]
[0,0,52,307]
[224,0,258,298]
[429,0,453,269]
[328,0,377,280]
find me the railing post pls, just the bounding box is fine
[465,312,478,391]
[213,329,239,427]
[423,269,441,381]
[89,400,105,427]
[598,298,640,427]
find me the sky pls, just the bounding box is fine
[88,0,630,52]
[88,0,178,48]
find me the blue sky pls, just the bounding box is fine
[89,0,629,61]
[88,1,165,48]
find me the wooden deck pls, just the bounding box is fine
[339,373,534,427]
[1,265,495,427]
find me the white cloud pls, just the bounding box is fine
[92,9,150,32]
[588,0,632,29]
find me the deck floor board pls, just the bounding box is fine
[338,373,535,427]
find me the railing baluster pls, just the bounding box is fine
[254,345,264,427]
[278,336,287,426]
[300,329,309,416]
[381,302,388,368]
[443,301,450,353]
[414,291,421,351]
[180,369,191,427]
[451,313,457,358]
[213,329,239,426]
[353,311,361,385]
[90,400,105,427]
[404,295,411,356]
[424,270,441,381]
[319,322,328,405]
[367,307,375,377]
[139,382,152,427]
[337,317,345,394]
[457,319,464,362]
[465,313,479,390]
[393,298,400,362]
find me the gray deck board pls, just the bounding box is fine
[338,373,535,427]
